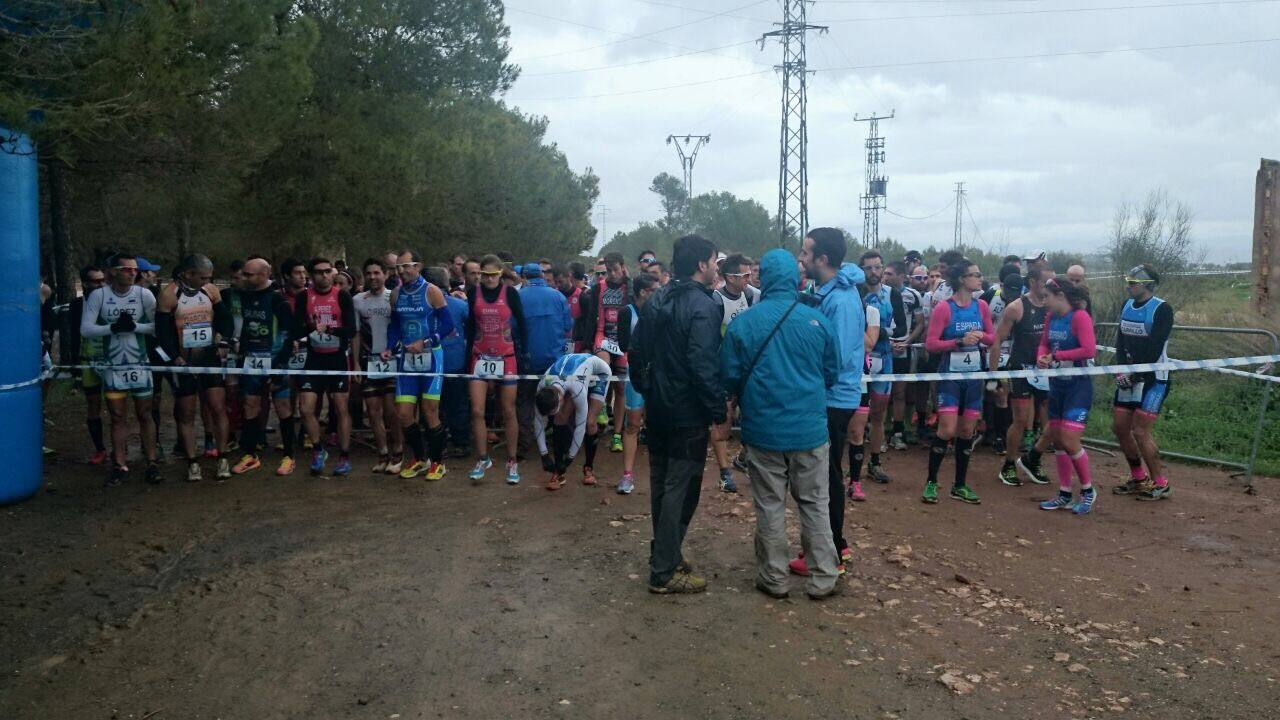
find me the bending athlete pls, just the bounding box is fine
[533,353,614,491]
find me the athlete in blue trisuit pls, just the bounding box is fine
[1111,264,1175,500]
[383,249,453,481]
[533,353,614,491]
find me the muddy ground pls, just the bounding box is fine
[3,397,1279,719]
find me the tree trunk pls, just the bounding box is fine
[177,215,191,259]
[45,157,73,304]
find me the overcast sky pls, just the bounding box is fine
[501,0,1280,263]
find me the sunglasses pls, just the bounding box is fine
[640,257,656,265]
[480,269,503,276]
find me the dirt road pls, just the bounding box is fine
[3,408,1279,719]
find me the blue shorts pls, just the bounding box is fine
[1114,379,1168,417]
[867,354,892,396]
[1048,377,1092,430]
[937,377,983,419]
[624,380,644,410]
[241,373,290,400]
[396,347,444,403]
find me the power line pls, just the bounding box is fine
[887,198,955,220]
[812,0,1280,23]
[812,36,1280,72]
[507,69,771,102]
[521,39,760,77]
[509,0,772,62]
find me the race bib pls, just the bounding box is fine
[223,352,238,370]
[1026,366,1050,392]
[599,338,622,356]
[998,352,1010,369]
[868,355,884,374]
[367,357,394,380]
[475,355,504,379]
[403,352,433,373]
[182,323,212,349]
[1117,381,1145,404]
[310,330,339,350]
[949,349,980,373]
[111,367,149,390]
[245,354,272,372]
[287,348,308,370]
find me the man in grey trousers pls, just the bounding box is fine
[720,248,841,600]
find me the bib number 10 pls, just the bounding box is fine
[475,356,503,380]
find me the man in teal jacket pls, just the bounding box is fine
[721,248,841,600]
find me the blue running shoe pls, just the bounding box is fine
[333,456,352,477]
[505,460,520,485]
[1040,493,1072,511]
[310,448,328,476]
[1072,490,1097,515]
[719,468,739,494]
[617,472,635,495]
[469,456,493,481]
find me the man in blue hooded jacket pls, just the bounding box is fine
[793,227,866,576]
[518,263,573,457]
[722,248,841,600]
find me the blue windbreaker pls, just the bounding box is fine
[813,262,867,409]
[519,277,573,374]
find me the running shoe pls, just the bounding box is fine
[647,569,707,594]
[889,433,908,451]
[1113,478,1143,495]
[788,553,810,576]
[399,459,428,479]
[840,547,853,565]
[998,463,1021,486]
[583,467,597,486]
[868,463,892,484]
[718,468,738,494]
[372,456,389,474]
[617,472,635,495]
[993,436,1007,456]
[922,481,938,504]
[232,454,262,475]
[1016,456,1051,485]
[276,457,296,476]
[302,437,314,450]
[107,464,126,487]
[848,480,866,502]
[203,439,217,458]
[950,485,981,504]
[186,462,202,483]
[87,449,109,466]
[1072,490,1097,515]
[384,454,404,475]
[226,438,240,452]
[333,457,352,477]
[970,432,984,449]
[505,460,520,485]
[469,457,493,481]
[1040,493,1073,511]
[426,462,447,481]
[610,434,623,453]
[733,451,749,472]
[1137,480,1172,501]
[216,457,231,480]
[310,448,328,476]
[144,463,162,485]
[879,441,888,454]
[596,409,609,426]
[546,473,562,491]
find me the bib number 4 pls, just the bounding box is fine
[949,350,980,373]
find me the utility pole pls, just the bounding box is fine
[666,134,710,209]
[761,1,827,247]
[953,182,965,249]
[855,110,894,247]
[598,204,609,249]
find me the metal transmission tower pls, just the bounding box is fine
[953,182,966,249]
[665,134,710,207]
[760,1,826,247]
[855,111,894,247]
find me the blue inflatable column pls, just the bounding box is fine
[0,127,43,504]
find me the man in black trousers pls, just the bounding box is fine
[630,234,726,594]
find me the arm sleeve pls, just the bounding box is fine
[428,285,454,342]
[924,301,957,354]
[890,288,907,339]
[574,288,593,343]
[464,288,476,359]
[568,388,587,459]
[506,288,527,358]
[687,298,727,425]
[136,289,156,336]
[273,296,295,365]
[212,294,233,340]
[386,289,401,349]
[1151,302,1174,348]
[1037,316,1052,360]
[1114,317,1130,363]
[1054,312,1097,362]
[617,306,632,352]
[977,300,996,347]
[293,292,311,340]
[80,290,110,338]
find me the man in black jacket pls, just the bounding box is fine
[631,234,726,594]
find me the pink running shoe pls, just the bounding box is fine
[848,480,867,502]
[788,553,810,576]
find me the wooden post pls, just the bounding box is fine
[1256,158,1279,322]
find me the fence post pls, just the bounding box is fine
[1244,330,1279,491]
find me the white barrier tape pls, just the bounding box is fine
[0,370,54,392]
[49,352,1280,386]
[1095,344,1280,384]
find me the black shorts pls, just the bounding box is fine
[173,368,225,398]
[919,352,940,374]
[1010,377,1049,402]
[361,378,395,398]
[892,356,912,376]
[300,351,350,395]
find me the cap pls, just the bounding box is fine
[1022,250,1047,263]
[135,256,161,272]
[513,264,524,276]
[521,263,543,278]
[904,250,923,262]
